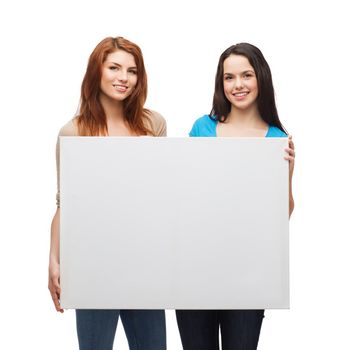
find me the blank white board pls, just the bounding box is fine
[60,137,289,309]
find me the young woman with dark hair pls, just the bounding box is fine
[176,43,295,350]
[48,36,167,350]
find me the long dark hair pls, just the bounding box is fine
[77,37,153,136]
[210,43,286,132]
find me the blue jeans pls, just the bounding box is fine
[176,310,264,350]
[76,309,166,350]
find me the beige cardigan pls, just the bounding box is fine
[56,111,167,207]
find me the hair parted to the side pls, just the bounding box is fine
[210,43,286,133]
[77,36,153,136]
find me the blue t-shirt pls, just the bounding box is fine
[189,115,287,138]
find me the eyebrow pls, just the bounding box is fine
[224,70,255,76]
[107,61,137,70]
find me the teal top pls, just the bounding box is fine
[189,115,287,137]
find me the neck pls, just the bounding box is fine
[99,93,125,122]
[226,105,264,128]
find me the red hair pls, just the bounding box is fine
[77,37,153,136]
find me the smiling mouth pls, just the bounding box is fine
[113,84,128,92]
[233,92,249,97]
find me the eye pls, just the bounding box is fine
[109,66,118,70]
[243,73,253,79]
[224,75,233,81]
[128,70,137,75]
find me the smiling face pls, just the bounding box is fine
[100,50,138,102]
[223,54,258,112]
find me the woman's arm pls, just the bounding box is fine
[48,120,77,312]
[289,179,294,217]
[48,208,64,312]
[285,135,295,217]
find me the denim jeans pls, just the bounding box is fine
[76,309,166,350]
[176,310,264,350]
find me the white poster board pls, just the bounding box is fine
[60,137,289,309]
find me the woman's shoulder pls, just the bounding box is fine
[267,125,288,138]
[145,109,167,136]
[58,117,78,136]
[190,115,217,137]
[194,114,217,126]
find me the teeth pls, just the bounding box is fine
[234,92,248,97]
[113,85,127,91]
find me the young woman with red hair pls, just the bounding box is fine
[48,37,167,350]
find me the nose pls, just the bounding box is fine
[234,77,244,90]
[117,69,128,82]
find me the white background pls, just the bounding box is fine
[0,0,349,349]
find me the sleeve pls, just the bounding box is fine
[148,110,167,136]
[189,120,199,137]
[55,119,77,207]
[276,128,288,137]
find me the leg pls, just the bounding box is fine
[76,309,120,350]
[176,310,219,350]
[219,310,264,350]
[120,309,166,350]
